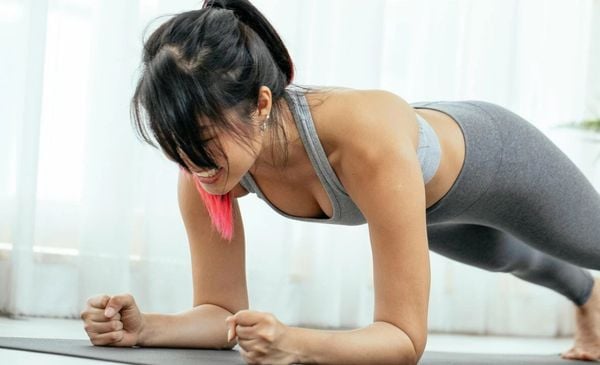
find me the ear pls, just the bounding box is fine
[256,85,272,117]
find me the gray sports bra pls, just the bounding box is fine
[239,85,441,226]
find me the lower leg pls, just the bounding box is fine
[508,251,595,306]
[427,223,600,359]
[504,249,600,360]
[561,277,600,361]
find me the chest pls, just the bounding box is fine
[248,143,338,219]
[236,89,422,220]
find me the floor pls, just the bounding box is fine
[0,316,574,364]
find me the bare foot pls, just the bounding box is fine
[561,277,600,361]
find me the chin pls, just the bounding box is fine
[202,184,232,196]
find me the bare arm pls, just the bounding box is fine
[137,304,233,348]
[287,91,430,364]
[285,322,416,365]
[138,170,249,349]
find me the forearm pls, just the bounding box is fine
[137,304,234,349]
[290,321,418,365]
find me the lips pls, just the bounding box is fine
[194,167,223,184]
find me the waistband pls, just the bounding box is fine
[411,101,503,223]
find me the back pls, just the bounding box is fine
[177,170,249,314]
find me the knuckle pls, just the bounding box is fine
[258,329,275,343]
[245,352,261,364]
[112,321,122,331]
[242,352,253,362]
[111,331,122,341]
[83,324,92,332]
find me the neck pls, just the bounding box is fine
[250,96,301,176]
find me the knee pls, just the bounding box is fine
[483,260,517,273]
[483,251,540,274]
[478,255,528,273]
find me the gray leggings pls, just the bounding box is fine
[411,100,599,306]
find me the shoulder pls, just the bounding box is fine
[312,88,420,180]
[314,88,420,157]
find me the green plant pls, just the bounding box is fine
[557,118,600,133]
[580,119,600,132]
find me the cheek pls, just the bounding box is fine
[218,135,260,171]
[218,152,253,189]
[229,148,255,170]
[224,141,259,164]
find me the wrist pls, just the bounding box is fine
[136,312,151,347]
[285,326,318,364]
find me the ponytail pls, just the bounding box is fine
[202,0,294,84]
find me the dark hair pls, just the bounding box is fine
[130,0,330,188]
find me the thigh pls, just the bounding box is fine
[458,101,600,270]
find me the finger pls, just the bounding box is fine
[234,323,257,340]
[237,337,261,350]
[84,320,123,334]
[90,330,124,346]
[225,316,237,340]
[239,346,262,364]
[229,310,265,326]
[104,293,134,318]
[227,323,234,342]
[82,307,122,322]
[86,295,110,309]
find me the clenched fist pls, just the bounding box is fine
[80,293,144,347]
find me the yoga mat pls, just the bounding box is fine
[0,336,583,364]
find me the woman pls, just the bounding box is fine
[79,0,600,364]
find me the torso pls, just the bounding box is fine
[232,88,466,220]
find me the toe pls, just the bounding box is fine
[562,349,598,362]
[578,351,598,361]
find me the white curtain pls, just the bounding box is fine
[1,0,598,337]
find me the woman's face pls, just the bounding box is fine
[181,125,264,195]
[177,86,277,195]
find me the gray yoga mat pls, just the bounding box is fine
[0,336,582,364]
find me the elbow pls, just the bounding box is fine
[375,321,427,364]
[400,347,419,365]
[391,334,421,365]
[403,346,418,365]
[398,330,427,365]
[409,334,427,365]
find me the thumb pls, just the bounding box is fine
[104,294,132,318]
[226,316,237,342]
